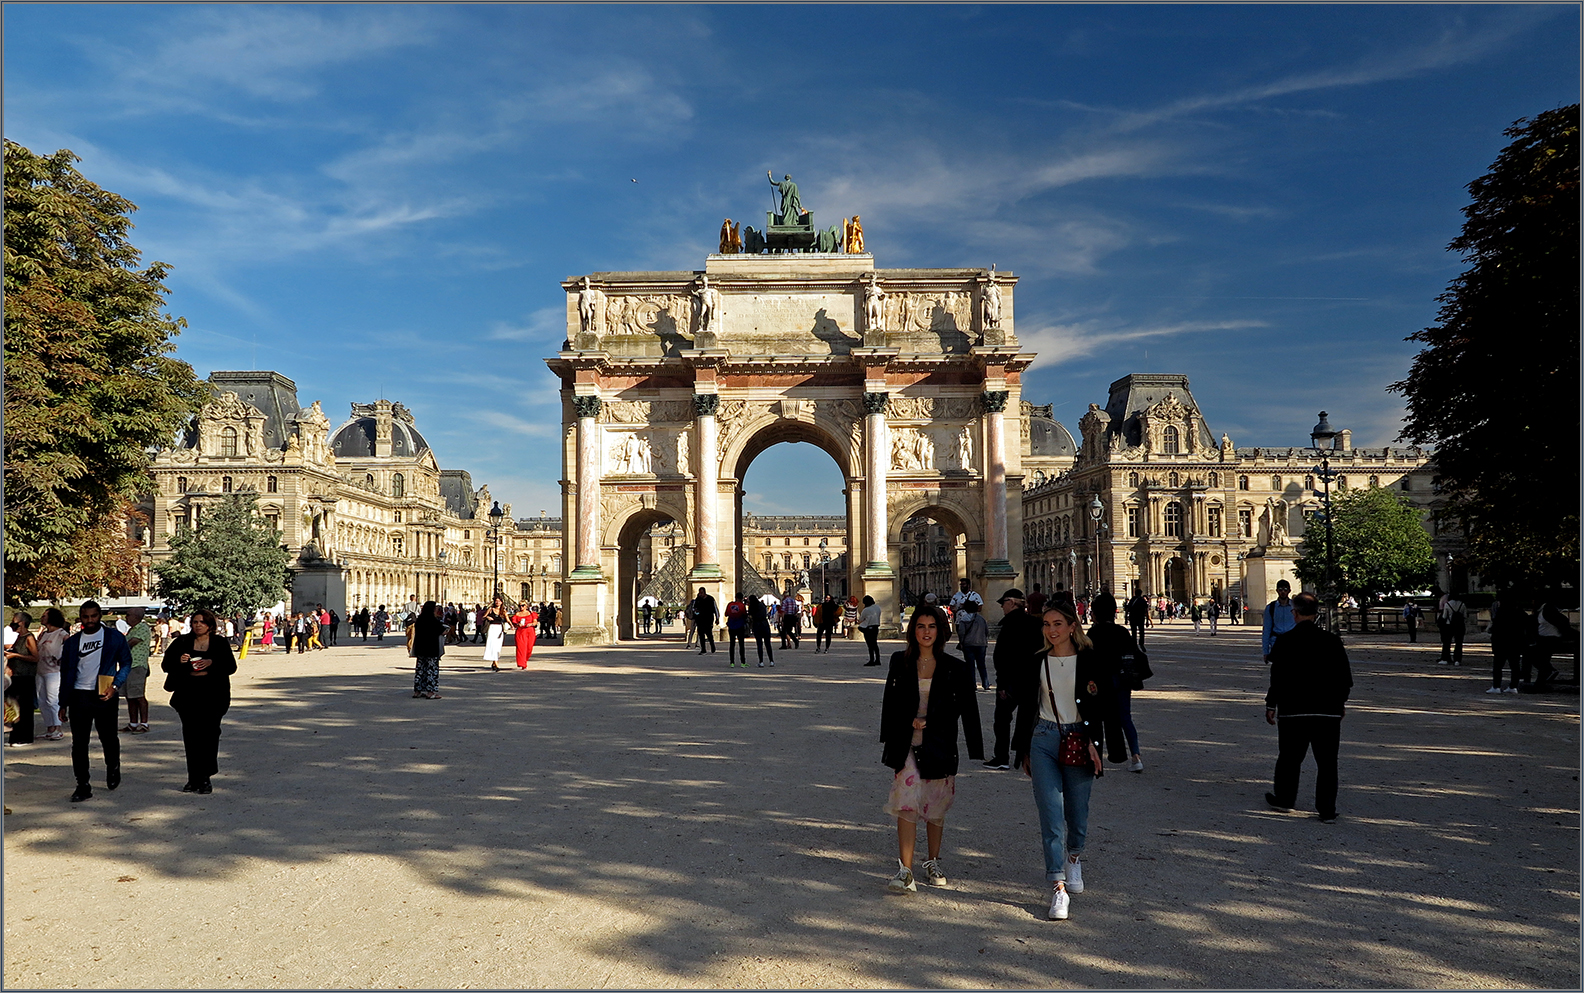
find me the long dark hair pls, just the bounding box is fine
[903,604,949,664]
[421,600,438,620]
[189,608,220,637]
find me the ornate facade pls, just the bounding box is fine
[1020,374,1443,610]
[145,371,553,614]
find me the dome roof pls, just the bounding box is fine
[1029,417,1077,457]
[330,417,429,458]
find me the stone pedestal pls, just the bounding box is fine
[290,559,346,617]
[1244,549,1299,619]
[563,574,609,646]
[861,569,901,639]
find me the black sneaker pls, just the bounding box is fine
[1318,812,1338,823]
[1264,792,1292,811]
[106,769,121,791]
[70,785,92,803]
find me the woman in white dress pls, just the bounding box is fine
[481,597,509,672]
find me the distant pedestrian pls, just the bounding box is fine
[1125,592,1150,647]
[956,600,990,690]
[482,597,509,672]
[1261,580,1296,664]
[35,608,68,741]
[1206,600,1220,636]
[1403,602,1422,642]
[814,596,839,653]
[374,606,390,641]
[879,604,984,893]
[5,612,39,747]
[725,593,749,667]
[511,602,538,668]
[683,600,697,648]
[1026,584,1047,617]
[120,606,152,734]
[1190,601,1202,634]
[1264,592,1351,823]
[1228,595,1242,625]
[1437,592,1467,666]
[1524,597,1574,688]
[748,595,775,668]
[693,588,719,655]
[640,601,653,635]
[983,589,1042,771]
[779,593,802,649]
[328,609,340,646]
[410,601,445,699]
[1088,594,1148,772]
[161,607,238,794]
[58,601,132,801]
[1486,593,1527,694]
[858,595,882,666]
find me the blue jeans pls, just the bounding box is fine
[962,645,988,688]
[1115,682,1140,755]
[1029,718,1094,881]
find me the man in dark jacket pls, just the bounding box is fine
[1264,592,1352,823]
[58,601,133,802]
[693,587,719,655]
[983,589,1044,770]
[1087,594,1144,766]
[1124,592,1151,646]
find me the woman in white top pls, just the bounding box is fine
[35,608,70,740]
[859,595,883,666]
[1011,600,1118,921]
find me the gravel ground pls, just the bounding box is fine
[4,623,1578,989]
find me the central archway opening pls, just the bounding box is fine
[616,510,683,641]
[896,509,971,608]
[736,429,852,608]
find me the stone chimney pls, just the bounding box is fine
[1334,429,1352,452]
[374,399,394,458]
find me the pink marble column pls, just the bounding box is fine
[981,390,1012,571]
[571,395,601,576]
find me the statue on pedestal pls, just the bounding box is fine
[768,171,805,224]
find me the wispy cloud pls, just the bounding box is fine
[486,306,566,343]
[472,411,555,438]
[1020,319,1269,369]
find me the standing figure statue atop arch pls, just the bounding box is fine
[768,171,805,225]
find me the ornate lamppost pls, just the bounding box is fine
[1089,494,1106,596]
[487,501,505,601]
[1308,411,1340,612]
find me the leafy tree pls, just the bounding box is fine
[4,140,208,605]
[1390,106,1579,591]
[1295,486,1437,613]
[156,494,293,617]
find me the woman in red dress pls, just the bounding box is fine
[511,604,538,668]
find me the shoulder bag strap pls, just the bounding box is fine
[1043,656,1062,724]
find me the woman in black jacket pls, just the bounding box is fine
[411,601,446,699]
[1010,600,1119,920]
[879,604,984,893]
[160,608,239,794]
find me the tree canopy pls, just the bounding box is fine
[156,494,293,617]
[1390,106,1579,592]
[1295,486,1437,604]
[4,140,207,605]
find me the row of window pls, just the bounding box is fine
[763,536,834,546]
[764,553,816,570]
[1028,502,1259,544]
[1123,471,1396,492]
[175,475,280,494]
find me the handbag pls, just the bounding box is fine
[1044,656,1091,767]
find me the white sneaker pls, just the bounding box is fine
[1065,857,1084,893]
[1486,686,1504,695]
[921,858,948,886]
[1129,756,1144,773]
[887,860,916,893]
[1503,686,1519,694]
[1048,883,1070,920]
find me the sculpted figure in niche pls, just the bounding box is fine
[676,430,690,475]
[863,272,886,334]
[693,275,721,333]
[635,436,652,475]
[956,427,973,471]
[768,172,805,224]
[577,276,603,335]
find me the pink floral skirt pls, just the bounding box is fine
[883,751,956,826]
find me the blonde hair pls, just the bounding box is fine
[1041,602,1093,653]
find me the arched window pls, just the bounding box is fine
[1128,472,1139,487]
[784,538,791,547]
[1238,475,1249,490]
[392,473,405,498]
[176,476,188,493]
[765,538,772,546]
[221,427,238,457]
[1164,501,1184,537]
[266,475,278,493]
[1162,425,1180,454]
[554,582,563,599]
[366,473,375,487]
[222,476,233,493]
[803,537,810,546]
[1169,472,1179,487]
[1368,475,1379,488]
[1271,475,1283,491]
[1400,475,1411,491]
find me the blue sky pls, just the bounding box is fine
[6,4,1577,517]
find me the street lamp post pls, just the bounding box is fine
[487,501,505,601]
[1309,411,1341,616]
[1089,494,1105,596]
[437,549,448,604]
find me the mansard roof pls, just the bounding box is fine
[204,371,301,450]
[440,469,479,519]
[1103,373,1217,449]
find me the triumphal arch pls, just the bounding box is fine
[547,196,1034,645]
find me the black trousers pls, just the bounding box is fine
[988,687,1019,764]
[328,623,339,645]
[781,617,801,648]
[66,688,119,786]
[1439,627,1464,663]
[697,623,715,653]
[862,626,880,664]
[8,663,37,744]
[1129,620,1146,647]
[728,628,747,664]
[1272,715,1341,817]
[1521,637,1565,684]
[172,695,230,783]
[752,627,774,664]
[816,624,835,651]
[1406,618,1417,642]
[1492,642,1522,688]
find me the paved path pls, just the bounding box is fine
[4,625,1578,988]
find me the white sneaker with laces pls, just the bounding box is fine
[1486,686,1504,694]
[1065,857,1084,893]
[921,858,948,886]
[887,860,916,893]
[1048,883,1070,920]
[1503,686,1519,694]
[1129,756,1144,773]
